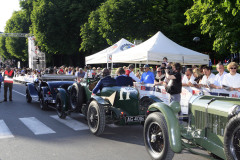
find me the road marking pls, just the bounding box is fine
[0,120,14,139]
[12,90,38,102]
[12,90,25,96]
[50,115,89,131]
[107,124,120,128]
[19,117,56,135]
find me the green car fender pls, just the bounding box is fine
[148,102,182,153]
[90,96,125,118]
[57,88,69,111]
[90,95,110,105]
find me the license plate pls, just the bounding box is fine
[125,116,145,123]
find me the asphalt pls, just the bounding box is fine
[0,82,216,160]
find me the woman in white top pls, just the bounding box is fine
[222,62,240,91]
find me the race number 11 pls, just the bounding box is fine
[119,90,130,100]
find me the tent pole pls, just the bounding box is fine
[111,61,113,75]
[135,63,136,73]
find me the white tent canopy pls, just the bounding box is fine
[85,38,135,64]
[112,31,209,65]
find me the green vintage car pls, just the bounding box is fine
[144,95,240,160]
[56,78,161,135]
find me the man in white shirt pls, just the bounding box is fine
[200,66,215,87]
[211,63,227,89]
[125,64,140,82]
[182,68,195,87]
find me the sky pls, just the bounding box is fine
[0,0,21,32]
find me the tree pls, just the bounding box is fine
[80,10,108,53]
[80,0,211,55]
[31,0,105,54]
[185,0,240,54]
[4,10,30,61]
[0,37,12,60]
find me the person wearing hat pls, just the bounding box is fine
[140,64,155,84]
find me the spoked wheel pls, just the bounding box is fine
[230,126,240,159]
[56,94,66,119]
[144,112,174,160]
[87,101,105,136]
[26,89,32,103]
[224,113,240,160]
[148,122,165,153]
[40,92,48,110]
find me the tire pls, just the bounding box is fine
[70,83,83,111]
[40,92,48,110]
[26,89,32,103]
[224,113,240,160]
[56,93,66,119]
[87,101,105,136]
[144,112,174,160]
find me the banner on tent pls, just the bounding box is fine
[134,83,240,115]
[107,54,112,63]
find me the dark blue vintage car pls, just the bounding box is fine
[25,74,75,110]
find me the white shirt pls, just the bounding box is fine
[213,71,227,87]
[84,72,92,78]
[222,73,240,88]
[182,74,195,84]
[200,73,215,85]
[129,71,140,82]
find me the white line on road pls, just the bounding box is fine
[12,90,38,102]
[12,90,25,96]
[0,120,14,139]
[50,115,89,131]
[19,117,56,135]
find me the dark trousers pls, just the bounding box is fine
[4,83,13,100]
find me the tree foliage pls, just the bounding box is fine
[30,0,105,56]
[4,10,30,61]
[80,0,207,54]
[0,37,11,60]
[185,0,240,54]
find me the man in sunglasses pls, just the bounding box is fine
[140,64,154,84]
[182,68,195,87]
[222,62,240,91]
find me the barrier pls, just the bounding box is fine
[13,75,36,83]
[12,76,240,114]
[135,83,240,114]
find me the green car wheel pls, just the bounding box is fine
[87,100,105,136]
[144,112,174,160]
[224,113,240,160]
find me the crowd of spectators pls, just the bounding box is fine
[0,57,240,92]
